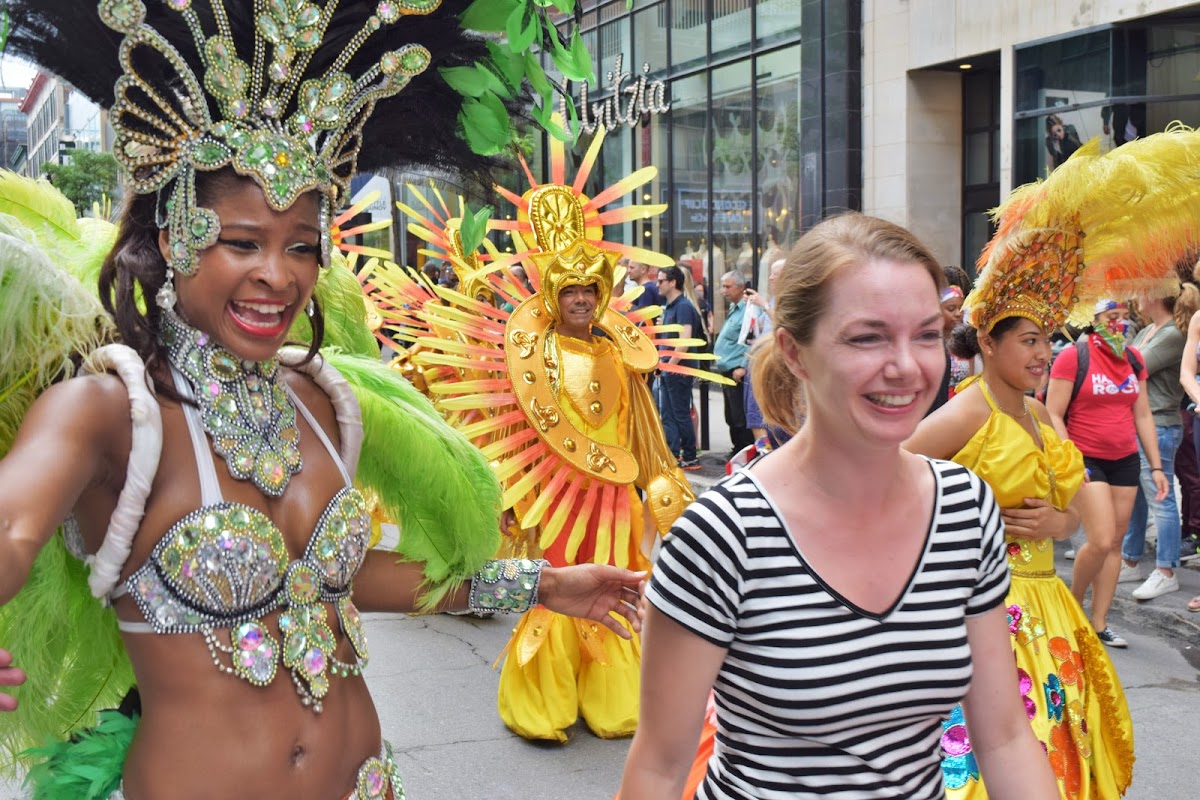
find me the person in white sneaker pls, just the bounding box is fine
[1046,300,1170,647]
[1121,291,1186,602]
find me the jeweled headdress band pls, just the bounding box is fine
[965,226,1084,333]
[99,0,438,282]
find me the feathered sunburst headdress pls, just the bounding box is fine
[967,124,1200,332]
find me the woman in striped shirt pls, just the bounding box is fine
[619,214,1057,800]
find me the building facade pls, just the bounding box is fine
[523,0,826,297]
[20,71,108,178]
[389,1,859,305]
[0,88,28,174]
[864,0,1200,270]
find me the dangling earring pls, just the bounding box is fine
[156,267,177,312]
[305,298,315,318]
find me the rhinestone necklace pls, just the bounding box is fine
[162,311,302,496]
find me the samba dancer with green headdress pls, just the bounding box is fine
[0,2,645,798]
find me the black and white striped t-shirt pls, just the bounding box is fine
[647,458,1009,800]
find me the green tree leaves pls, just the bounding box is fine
[40,150,120,216]
[452,0,603,155]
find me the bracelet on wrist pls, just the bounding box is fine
[468,558,546,614]
[1151,467,1164,473]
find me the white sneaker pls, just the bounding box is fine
[1117,562,1142,583]
[1065,548,1076,560]
[1131,571,1180,601]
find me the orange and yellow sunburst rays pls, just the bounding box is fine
[331,191,395,260]
[490,119,675,280]
[357,257,439,347]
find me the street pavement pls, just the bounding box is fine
[3,383,1199,798]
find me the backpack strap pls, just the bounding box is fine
[1125,347,1144,376]
[1068,336,1144,412]
[1069,338,1090,406]
[79,344,164,600]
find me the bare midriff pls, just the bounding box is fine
[118,612,381,800]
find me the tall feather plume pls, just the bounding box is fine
[971,126,1200,330]
[0,176,127,774]
[0,178,114,459]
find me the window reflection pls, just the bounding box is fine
[670,72,707,271]
[1015,17,1200,184]
[757,0,802,44]
[633,4,667,69]
[756,45,801,291]
[712,62,753,287]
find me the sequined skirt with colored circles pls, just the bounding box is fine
[940,543,1135,799]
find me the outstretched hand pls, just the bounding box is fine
[0,648,25,712]
[540,564,647,639]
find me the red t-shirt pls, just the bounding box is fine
[1050,335,1146,459]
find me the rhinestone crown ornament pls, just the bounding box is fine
[99,0,438,274]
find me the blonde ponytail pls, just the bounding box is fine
[750,333,804,435]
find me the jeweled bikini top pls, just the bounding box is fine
[110,366,371,714]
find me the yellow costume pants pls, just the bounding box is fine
[498,609,641,742]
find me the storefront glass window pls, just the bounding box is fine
[755,44,801,289]
[669,72,708,271]
[670,0,707,74]
[712,0,753,61]
[711,60,754,288]
[1015,18,1200,186]
[599,20,631,78]
[633,3,668,69]
[602,122,635,247]
[757,0,802,46]
[1015,30,1110,114]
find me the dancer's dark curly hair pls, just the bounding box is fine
[97,169,325,398]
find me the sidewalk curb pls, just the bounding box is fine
[1055,550,1200,644]
[1109,592,1200,643]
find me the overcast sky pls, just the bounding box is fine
[0,53,38,92]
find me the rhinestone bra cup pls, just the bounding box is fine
[124,488,372,712]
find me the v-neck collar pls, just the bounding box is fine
[738,458,940,621]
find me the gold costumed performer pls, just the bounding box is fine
[363,125,731,741]
[908,125,1200,798]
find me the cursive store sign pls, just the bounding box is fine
[560,54,670,134]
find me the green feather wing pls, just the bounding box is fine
[0,202,113,460]
[323,351,502,608]
[0,172,80,245]
[0,174,129,774]
[0,537,134,773]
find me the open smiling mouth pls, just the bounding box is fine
[230,300,290,332]
[866,393,916,408]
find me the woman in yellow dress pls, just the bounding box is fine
[907,300,1134,799]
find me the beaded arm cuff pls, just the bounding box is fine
[468,559,547,614]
